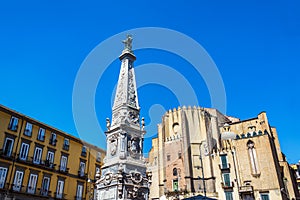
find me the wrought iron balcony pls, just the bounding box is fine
[221,181,234,189]
[58,166,69,174]
[219,163,231,170]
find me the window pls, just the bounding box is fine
[173,179,178,191]
[247,140,260,175]
[260,193,270,200]
[46,151,54,167]
[76,184,83,200]
[178,152,182,159]
[167,154,171,161]
[79,161,85,177]
[33,147,43,164]
[3,138,14,157]
[19,143,30,161]
[27,174,38,194]
[41,177,50,196]
[49,132,57,146]
[220,155,228,169]
[56,180,64,198]
[95,166,100,178]
[24,122,32,136]
[225,191,233,200]
[37,128,45,141]
[0,167,8,189]
[13,170,23,191]
[96,152,101,162]
[8,116,18,131]
[222,173,231,187]
[173,168,178,176]
[60,155,68,171]
[81,146,87,157]
[63,138,69,150]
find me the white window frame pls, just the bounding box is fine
[220,154,228,169]
[60,155,68,171]
[41,177,50,196]
[33,147,43,164]
[19,142,30,161]
[76,184,83,200]
[13,170,23,191]
[63,138,69,150]
[79,161,85,177]
[222,173,231,187]
[50,132,57,145]
[46,151,54,167]
[24,122,32,136]
[56,180,64,198]
[96,152,101,162]
[0,167,8,189]
[37,128,45,141]
[9,116,18,131]
[27,173,38,194]
[260,193,270,200]
[3,138,14,157]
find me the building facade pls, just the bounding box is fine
[291,162,300,195]
[95,35,150,200]
[147,106,299,200]
[0,105,105,200]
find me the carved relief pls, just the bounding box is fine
[127,69,137,108]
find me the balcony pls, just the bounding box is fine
[24,129,32,136]
[39,188,52,197]
[54,192,67,199]
[49,138,57,146]
[0,149,15,160]
[8,125,18,131]
[62,145,69,151]
[37,135,45,142]
[81,151,87,157]
[239,185,253,193]
[221,181,234,189]
[58,166,69,174]
[78,171,87,179]
[219,163,231,170]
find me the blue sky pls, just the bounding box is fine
[0,1,299,163]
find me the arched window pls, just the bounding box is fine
[173,168,178,176]
[247,140,260,176]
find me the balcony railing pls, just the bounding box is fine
[0,150,15,160]
[78,171,87,179]
[219,163,231,170]
[221,181,234,189]
[63,145,69,151]
[8,125,18,131]
[81,151,87,157]
[239,185,253,193]
[49,138,57,146]
[58,166,69,174]
[54,192,67,199]
[39,188,52,197]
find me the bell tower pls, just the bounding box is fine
[96,35,150,200]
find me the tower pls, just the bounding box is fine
[96,35,150,200]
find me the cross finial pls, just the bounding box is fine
[122,34,133,51]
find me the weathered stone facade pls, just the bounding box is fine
[96,35,150,200]
[147,107,299,200]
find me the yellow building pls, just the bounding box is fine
[0,104,105,200]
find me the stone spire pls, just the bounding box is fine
[96,35,150,200]
[111,34,140,129]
